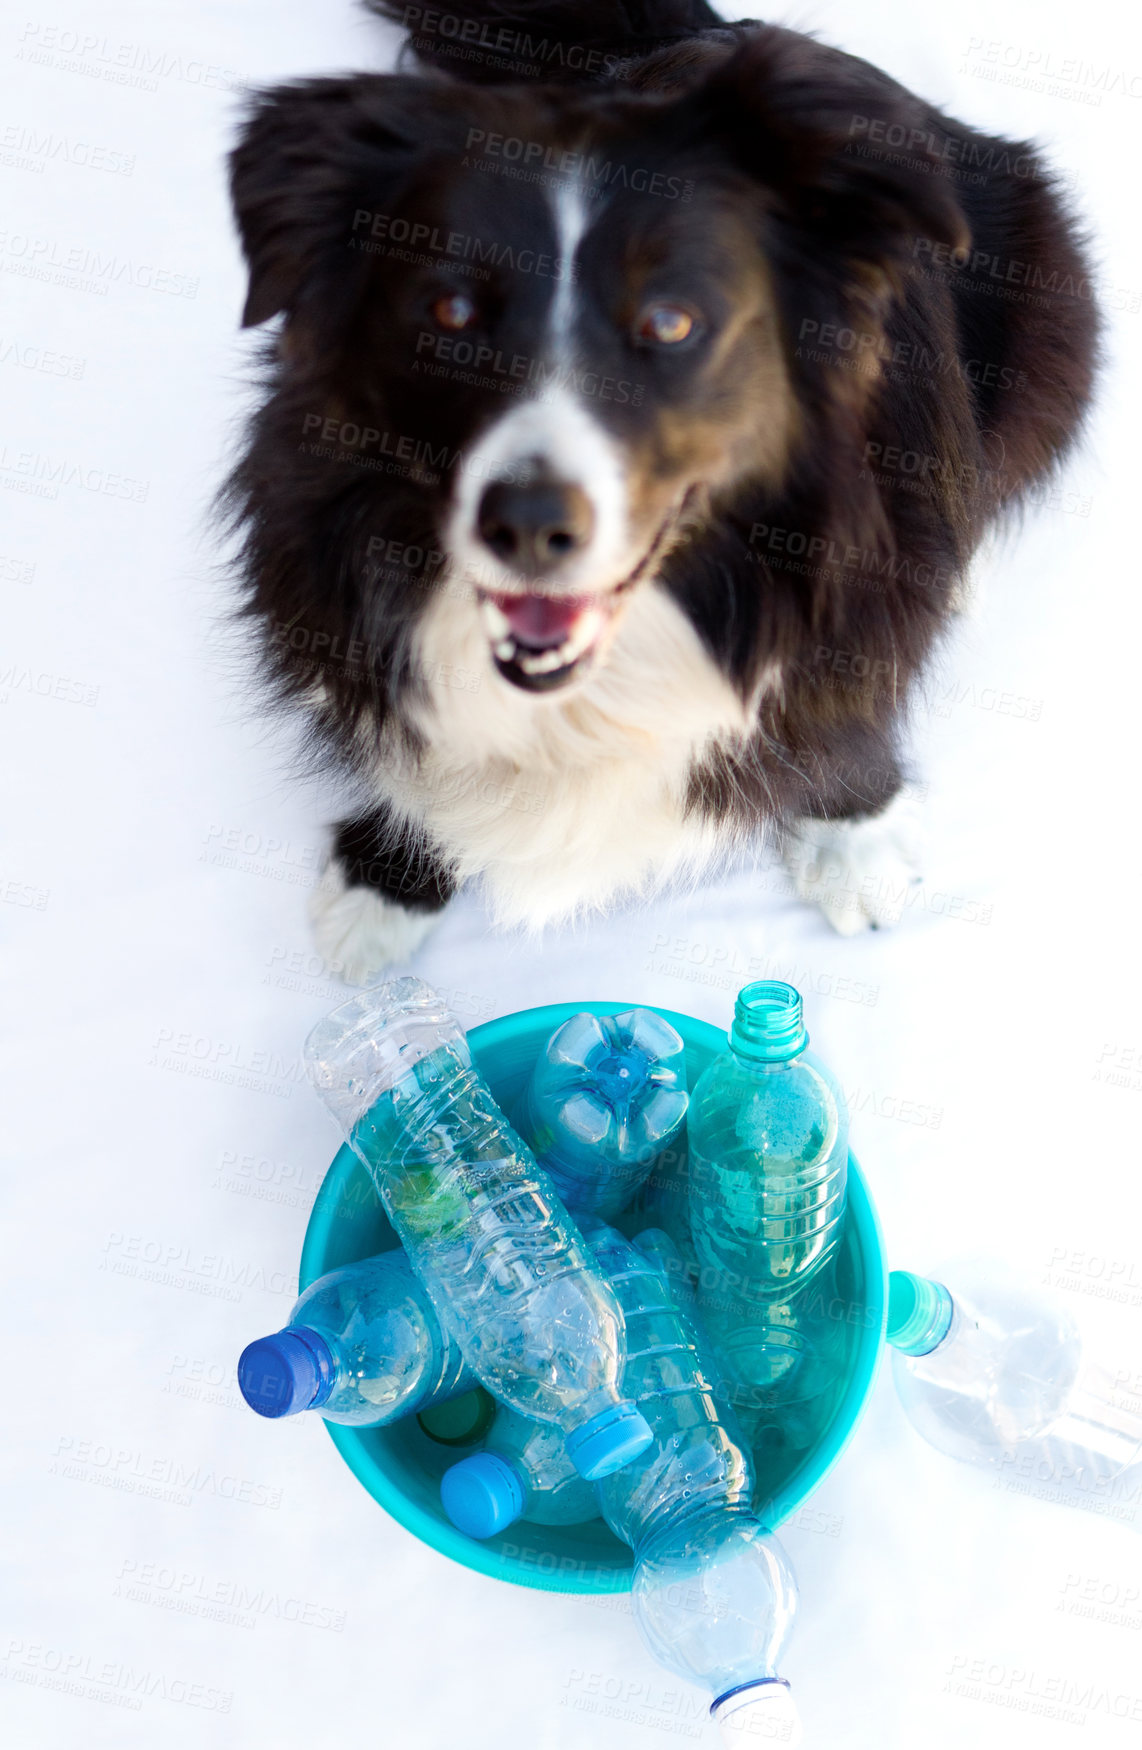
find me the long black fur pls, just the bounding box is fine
[224,2,1099,922]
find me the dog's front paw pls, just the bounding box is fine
[308,861,441,984]
[781,787,924,936]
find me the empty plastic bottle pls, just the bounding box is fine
[440,1229,695,1541]
[237,1249,476,1426]
[304,979,652,1481]
[888,1266,1142,1525]
[701,1262,850,1463]
[440,1223,800,1739]
[627,1225,693,1297]
[592,1224,802,1747]
[439,1229,693,1540]
[688,981,848,1305]
[514,1008,688,1220]
[440,1403,600,1537]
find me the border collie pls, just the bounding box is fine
[224,0,1097,980]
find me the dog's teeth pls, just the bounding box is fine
[556,612,604,666]
[517,645,570,675]
[563,610,605,662]
[489,603,610,678]
[480,599,513,640]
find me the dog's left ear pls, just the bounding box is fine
[678,28,972,297]
[229,75,455,328]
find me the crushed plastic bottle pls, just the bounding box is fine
[888,1265,1142,1525]
[304,979,652,1481]
[590,1223,802,1747]
[515,1008,688,1220]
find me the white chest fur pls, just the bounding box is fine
[371,582,754,928]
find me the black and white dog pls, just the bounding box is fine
[225,0,1097,979]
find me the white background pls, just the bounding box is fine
[3,1,1141,1745]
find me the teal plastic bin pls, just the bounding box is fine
[299,999,888,1594]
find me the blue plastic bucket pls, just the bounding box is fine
[299,1000,888,1594]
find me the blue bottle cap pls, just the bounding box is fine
[565,1401,654,1481]
[237,1327,336,1418]
[886,1270,954,1356]
[440,1452,526,1538]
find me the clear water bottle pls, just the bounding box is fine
[514,1008,688,1221]
[701,1263,849,1463]
[888,1266,1142,1523]
[440,1403,600,1537]
[439,1230,695,1541]
[589,1223,802,1748]
[237,1249,476,1426]
[440,1230,688,1539]
[688,981,848,1304]
[626,1225,693,1296]
[304,979,652,1481]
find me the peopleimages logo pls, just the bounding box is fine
[48,1435,283,1510]
[400,7,625,79]
[0,1638,233,1714]
[112,1559,346,1633]
[350,209,573,281]
[0,230,198,297]
[0,123,135,175]
[414,331,643,404]
[944,1653,1142,1725]
[462,128,693,201]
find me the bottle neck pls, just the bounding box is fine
[728,981,809,1064]
[635,1495,754,1561]
[886,1271,954,1356]
[292,1326,337,1408]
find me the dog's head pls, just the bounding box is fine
[229,29,968,715]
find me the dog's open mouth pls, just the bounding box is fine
[478,590,616,693]
[474,491,695,693]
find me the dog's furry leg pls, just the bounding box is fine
[780,784,925,935]
[309,811,455,983]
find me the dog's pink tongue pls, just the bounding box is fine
[491,592,592,650]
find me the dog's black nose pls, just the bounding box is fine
[476,478,595,578]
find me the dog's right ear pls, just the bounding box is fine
[229,75,452,328]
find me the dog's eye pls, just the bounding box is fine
[637,302,696,345]
[431,292,478,332]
